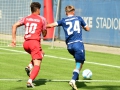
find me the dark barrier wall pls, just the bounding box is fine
[54,0,120,47]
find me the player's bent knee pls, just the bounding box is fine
[33,59,42,66]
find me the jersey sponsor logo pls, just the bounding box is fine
[26,18,40,22]
[65,17,78,21]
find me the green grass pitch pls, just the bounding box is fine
[0,45,120,90]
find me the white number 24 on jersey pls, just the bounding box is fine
[25,23,37,34]
[66,20,80,35]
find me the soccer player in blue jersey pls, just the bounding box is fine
[47,5,90,90]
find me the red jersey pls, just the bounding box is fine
[19,14,46,41]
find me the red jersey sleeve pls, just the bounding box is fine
[19,17,26,25]
[40,16,47,31]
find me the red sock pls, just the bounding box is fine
[30,65,40,80]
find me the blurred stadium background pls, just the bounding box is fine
[0,1,120,90]
[0,0,120,47]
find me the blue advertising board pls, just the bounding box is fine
[54,0,120,47]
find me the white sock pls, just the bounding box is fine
[28,63,33,70]
[70,79,75,83]
[28,79,32,83]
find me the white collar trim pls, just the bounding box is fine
[68,15,74,17]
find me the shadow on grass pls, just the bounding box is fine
[12,79,47,90]
[11,79,120,90]
[33,79,47,86]
[76,80,120,90]
[76,82,87,88]
[79,85,120,90]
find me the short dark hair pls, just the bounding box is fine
[30,2,41,13]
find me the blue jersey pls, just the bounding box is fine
[57,15,86,44]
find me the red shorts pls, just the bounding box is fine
[23,40,44,60]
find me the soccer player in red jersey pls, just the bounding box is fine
[10,2,47,88]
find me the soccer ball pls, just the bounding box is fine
[82,69,92,79]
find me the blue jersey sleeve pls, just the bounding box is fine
[57,19,63,26]
[79,17,87,27]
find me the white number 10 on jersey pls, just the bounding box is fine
[66,20,80,35]
[25,23,37,34]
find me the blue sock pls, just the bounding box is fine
[72,63,81,81]
[76,62,81,70]
[72,69,79,80]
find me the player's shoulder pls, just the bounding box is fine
[60,17,65,21]
[19,15,30,21]
[73,16,82,19]
[38,15,46,20]
[57,18,65,23]
[75,16,83,20]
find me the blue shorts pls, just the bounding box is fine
[67,42,85,64]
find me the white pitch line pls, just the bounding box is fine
[0,53,23,54]
[38,80,120,82]
[0,47,120,69]
[0,48,27,54]
[45,55,120,69]
[34,79,120,82]
[0,79,120,82]
[0,79,23,81]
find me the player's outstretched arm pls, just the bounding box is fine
[46,22,58,28]
[10,22,22,47]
